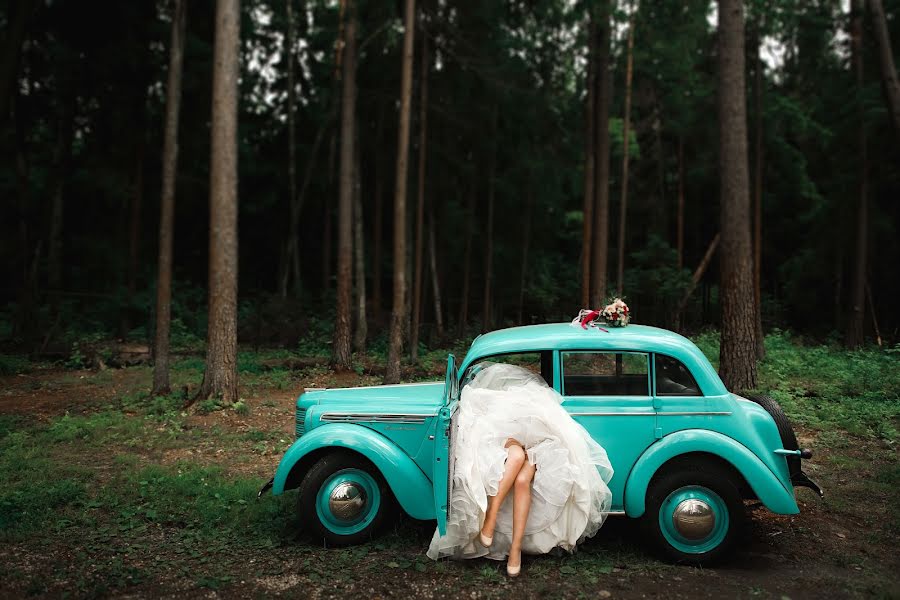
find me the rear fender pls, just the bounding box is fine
[272,423,435,520]
[624,429,799,517]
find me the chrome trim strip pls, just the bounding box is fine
[319,412,433,424]
[570,412,655,417]
[607,510,626,516]
[657,412,732,416]
[312,381,442,392]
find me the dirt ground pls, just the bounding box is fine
[1,365,898,599]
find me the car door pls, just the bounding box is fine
[433,354,459,535]
[559,350,657,511]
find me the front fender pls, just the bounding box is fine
[623,429,799,518]
[271,423,435,520]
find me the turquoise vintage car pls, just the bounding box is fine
[260,323,821,563]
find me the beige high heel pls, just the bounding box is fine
[479,531,493,547]
[506,561,521,577]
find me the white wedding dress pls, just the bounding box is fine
[427,362,614,561]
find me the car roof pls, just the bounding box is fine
[459,323,728,396]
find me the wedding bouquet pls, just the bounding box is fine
[600,298,630,327]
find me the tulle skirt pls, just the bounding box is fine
[426,363,614,561]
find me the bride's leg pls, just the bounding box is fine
[481,444,526,539]
[508,460,537,571]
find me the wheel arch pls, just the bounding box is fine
[271,423,436,520]
[623,429,800,518]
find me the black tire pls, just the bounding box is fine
[298,451,394,547]
[640,458,747,565]
[745,394,800,478]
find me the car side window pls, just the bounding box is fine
[562,351,649,396]
[461,352,552,389]
[654,354,702,396]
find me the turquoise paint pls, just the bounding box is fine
[623,429,800,517]
[315,469,382,535]
[271,423,436,520]
[658,486,730,554]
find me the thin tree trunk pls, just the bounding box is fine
[865,281,882,346]
[196,0,240,406]
[615,11,635,297]
[427,202,444,339]
[867,0,900,136]
[125,139,145,333]
[457,188,474,337]
[332,0,357,370]
[47,89,75,321]
[385,0,416,384]
[372,101,386,324]
[676,137,685,270]
[753,28,765,359]
[591,3,611,307]
[482,106,498,332]
[410,30,429,361]
[280,0,298,298]
[322,133,336,294]
[517,189,534,325]
[834,232,844,332]
[352,138,367,354]
[152,0,186,397]
[846,0,868,349]
[717,0,757,391]
[674,233,720,322]
[581,15,597,308]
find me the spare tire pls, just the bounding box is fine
[745,394,800,478]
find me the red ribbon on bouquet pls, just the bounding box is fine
[578,310,609,332]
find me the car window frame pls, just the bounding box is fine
[559,349,652,398]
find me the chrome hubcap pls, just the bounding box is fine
[672,498,715,540]
[329,482,367,521]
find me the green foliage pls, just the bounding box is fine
[0,354,30,376]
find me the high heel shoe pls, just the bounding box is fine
[506,561,521,577]
[478,531,493,547]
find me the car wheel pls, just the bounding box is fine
[640,459,746,565]
[298,450,393,546]
[745,394,800,477]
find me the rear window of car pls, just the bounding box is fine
[654,354,702,396]
[561,351,650,396]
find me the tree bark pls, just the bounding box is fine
[591,4,612,307]
[385,0,416,384]
[676,137,685,270]
[332,0,357,370]
[717,0,757,391]
[280,0,299,298]
[457,187,474,337]
[482,106,498,332]
[152,0,187,397]
[372,101,386,324]
[427,201,444,339]
[752,28,765,359]
[846,0,868,349]
[615,11,635,297]
[410,28,429,361]
[517,189,534,325]
[196,0,240,405]
[581,15,597,308]
[352,136,367,354]
[867,0,900,137]
[674,233,720,323]
[47,93,75,317]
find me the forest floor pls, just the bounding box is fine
[0,333,898,599]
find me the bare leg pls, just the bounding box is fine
[481,443,526,539]
[508,460,536,572]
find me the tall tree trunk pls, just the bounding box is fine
[867,0,900,136]
[615,11,635,297]
[410,29,429,361]
[372,101,386,324]
[457,188,474,337]
[846,0,868,349]
[47,88,76,322]
[322,134,336,294]
[427,201,444,339]
[280,0,298,298]
[152,0,187,397]
[385,0,416,384]
[717,0,757,391]
[581,15,597,308]
[517,190,534,325]
[752,28,765,359]
[196,0,240,405]
[332,0,357,370]
[481,107,498,332]
[676,137,685,270]
[0,0,36,122]
[352,138,367,354]
[591,3,612,307]
[124,137,145,335]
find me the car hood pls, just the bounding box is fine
[298,381,445,414]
